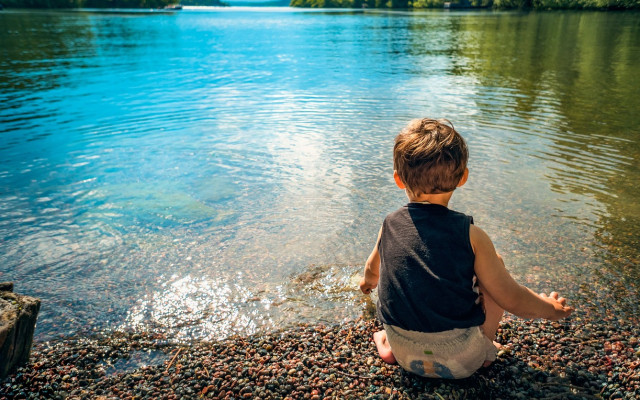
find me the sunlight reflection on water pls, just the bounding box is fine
[121,266,362,341]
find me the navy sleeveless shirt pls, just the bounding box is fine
[376,203,485,333]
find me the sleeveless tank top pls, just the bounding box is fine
[376,203,485,333]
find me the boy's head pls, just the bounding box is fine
[393,118,468,196]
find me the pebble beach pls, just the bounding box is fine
[2,312,639,400]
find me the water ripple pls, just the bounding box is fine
[1,9,638,341]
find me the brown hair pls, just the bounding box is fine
[393,118,468,195]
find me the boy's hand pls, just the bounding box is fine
[359,277,377,295]
[361,227,382,295]
[539,291,574,320]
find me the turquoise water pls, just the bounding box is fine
[1,8,639,341]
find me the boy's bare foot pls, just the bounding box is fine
[373,330,397,365]
[483,341,502,367]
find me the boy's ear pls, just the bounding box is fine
[457,168,469,188]
[393,171,406,189]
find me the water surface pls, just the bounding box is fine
[1,8,639,341]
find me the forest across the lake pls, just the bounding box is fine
[2,0,639,9]
[292,0,639,9]
[0,0,226,9]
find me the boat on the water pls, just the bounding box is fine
[163,4,183,9]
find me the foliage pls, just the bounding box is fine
[3,0,638,15]
[1,0,179,7]
[291,0,640,8]
[176,0,228,5]
[408,0,445,7]
[4,0,638,9]
[532,0,640,8]
[290,0,357,6]
[290,0,416,6]
[188,0,226,4]
[492,0,530,8]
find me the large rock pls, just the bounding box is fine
[0,283,41,378]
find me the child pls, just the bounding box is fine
[359,118,573,379]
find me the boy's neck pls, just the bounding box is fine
[406,190,454,208]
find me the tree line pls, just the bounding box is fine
[1,0,226,8]
[290,0,639,9]
[2,0,636,12]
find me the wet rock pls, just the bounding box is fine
[0,283,13,292]
[0,283,41,378]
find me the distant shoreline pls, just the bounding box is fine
[2,3,639,9]
[0,0,229,10]
[289,1,640,10]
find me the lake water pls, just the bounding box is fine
[1,8,639,342]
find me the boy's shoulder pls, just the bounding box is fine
[383,204,412,222]
[384,203,473,228]
[444,206,473,222]
[386,203,472,217]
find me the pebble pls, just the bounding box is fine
[1,316,639,399]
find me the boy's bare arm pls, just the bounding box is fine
[470,225,574,320]
[360,227,383,294]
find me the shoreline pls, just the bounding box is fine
[2,5,640,10]
[2,314,638,399]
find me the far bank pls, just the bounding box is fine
[1,0,639,9]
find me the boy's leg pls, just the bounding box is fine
[480,253,506,341]
[479,256,505,367]
[373,330,397,364]
[479,283,504,342]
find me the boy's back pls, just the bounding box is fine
[377,203,484,333]
[360,118,573,379]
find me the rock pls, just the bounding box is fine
[0,283,13,292]
[0,283,41,378]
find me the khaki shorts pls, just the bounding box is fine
[384,323,497,379]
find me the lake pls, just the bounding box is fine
[1,8,639,342]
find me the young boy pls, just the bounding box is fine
[359,118,573,379]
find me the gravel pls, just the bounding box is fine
[1,313,639,399]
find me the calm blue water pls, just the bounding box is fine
[1,8,639,341]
